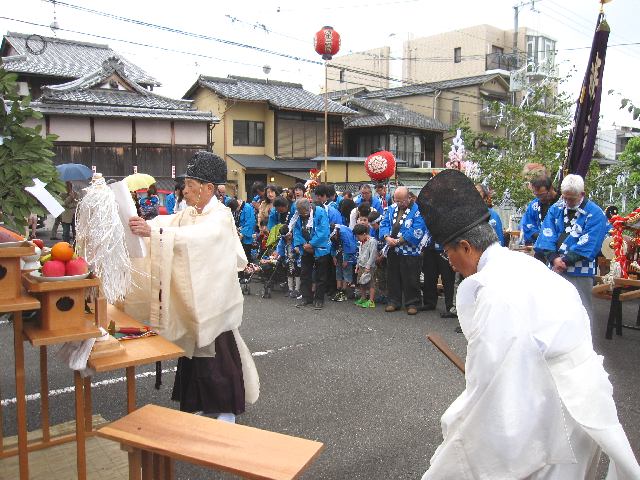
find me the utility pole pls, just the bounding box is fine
[513,0,539,68]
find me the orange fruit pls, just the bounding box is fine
[51,242,74,262]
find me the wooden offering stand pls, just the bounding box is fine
[22,273,106,341]
[0,241,35,302]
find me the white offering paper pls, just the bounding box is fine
[109,180,147,258]
[24,178,64,218]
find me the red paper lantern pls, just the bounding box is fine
[314,26,341,60]
[365,150,396,181]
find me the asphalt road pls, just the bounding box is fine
[1,281,639,480]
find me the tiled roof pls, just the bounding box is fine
[344,98,448,131]
[186,75,356,115]
[1,31,159,86]
[361,73,508,99]
[228,154,316,170]
[32,58,216,122]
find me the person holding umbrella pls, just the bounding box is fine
[53,163,93,240]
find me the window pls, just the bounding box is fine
[492,45,504,55]
[233,120,265,146]
[339,69,345,83]
[451,98,460,124]
[454,47,461,63]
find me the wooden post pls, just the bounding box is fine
[39,346,50,442]
[128,448,142,480]
[126,366,136,413]
[13,311,29,480]
[84,377,92,433]
[324,61,329,183]
[74,371,87,480]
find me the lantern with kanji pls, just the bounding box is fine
[314,26,341,60]
[365,150,396,181]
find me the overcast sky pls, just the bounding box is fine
[1,0,638,129]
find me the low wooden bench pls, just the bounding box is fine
[97,404,324,480]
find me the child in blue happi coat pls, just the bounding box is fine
[329,223,357,302]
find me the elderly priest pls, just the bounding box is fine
[128,152,259,424]
[417,169,639,479]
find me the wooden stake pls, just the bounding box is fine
[427,333,465,374]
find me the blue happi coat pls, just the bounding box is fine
[534,198,608,277]
[489,208,505,246]
[292,205,331,258]
[379,202,426,256]
[237,201,256,245]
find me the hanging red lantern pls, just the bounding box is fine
[314,26,341,60]
[365,150,396,181]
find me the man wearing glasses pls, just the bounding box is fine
[521,173,560,261]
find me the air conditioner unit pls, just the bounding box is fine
[420,161,432,169]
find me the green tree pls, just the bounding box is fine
[0,66,62,234]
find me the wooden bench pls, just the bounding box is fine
[97,404,324,480]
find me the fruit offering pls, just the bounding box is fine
[40,242,89,277]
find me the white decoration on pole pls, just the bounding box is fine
[24,178,65,218]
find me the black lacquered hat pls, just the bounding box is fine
[417,169,489,246]
[185,151,227,185]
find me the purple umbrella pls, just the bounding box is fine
[56,163,93,181]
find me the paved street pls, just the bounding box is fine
[1,281,639,479]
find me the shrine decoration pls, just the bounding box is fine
[365,151,396,181]
[608,207,640,280]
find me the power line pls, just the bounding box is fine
[40,0,323,65]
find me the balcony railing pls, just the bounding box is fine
[485,52,520,72]
[479,111,500,128]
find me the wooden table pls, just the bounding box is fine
[0,292,40,480]
[13,304,184,480]
[593,277,640,339]
[98,404,324,480]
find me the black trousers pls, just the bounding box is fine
[386,250,421,308]
[422,249,455,311]
[301,252,330,302]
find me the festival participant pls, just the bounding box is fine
[258,184,278,228]
[314,184,342,225]
[339,198,356,227]
[353,223,377,308]
[330,223,357,302]
[273,225,301,298]
[534,174,609,324]
[375,182,392,210]
[379,186,425,315]
[292,198,331,310]
[165,183,178,215]
[217,184,232,206]
[417,168,639,479]
[228,198,257,264]
[250,181,265,211]
[475,183,504,245]
[521,170,560,258]
[128,151,259,423]
[354,184,382,212]
[267,196,291,231]
[60,181,78,243]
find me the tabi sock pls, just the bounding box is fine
[288,276,295,291]
[217,413,236,424]
[295,277,301,291]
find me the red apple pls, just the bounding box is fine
[42,260,66,277]
[31,239,44,250]
[65,257,88,276]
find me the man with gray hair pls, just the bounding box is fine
[417,169,639,479]
[292,197,331,309]
[534,173,608,323]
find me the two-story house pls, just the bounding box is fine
[184,75,358,198]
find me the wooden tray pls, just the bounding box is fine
[22,272,100,292]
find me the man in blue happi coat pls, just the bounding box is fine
[379,186,426,315]
[521,173,560,260]
[292,198,331,310]
[534,174,609,325]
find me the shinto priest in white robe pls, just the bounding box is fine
[423,243,639,479]
[125,195,259,407]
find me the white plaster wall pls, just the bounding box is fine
[174,121,207,145]
[49,117,91,142]
[135,120,171,144]
[22,117,46,137]
[94,118,132,143]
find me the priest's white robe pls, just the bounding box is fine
[124,196,259,405]
[423,244,639,480]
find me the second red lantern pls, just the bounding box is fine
[314,26,340,60]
